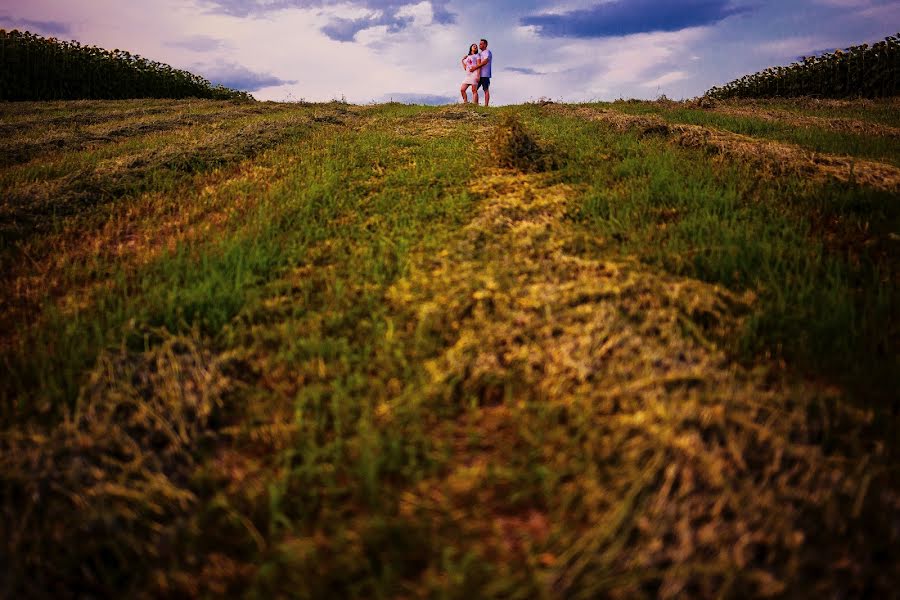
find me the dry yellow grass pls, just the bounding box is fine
[1,101,896,598]
[384,153,896,596]
[1,331,236,594]
[557,105,900,191]
[706,104,900,138]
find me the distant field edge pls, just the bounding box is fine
[0,29,253,101]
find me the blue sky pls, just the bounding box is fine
[2,0,898,104]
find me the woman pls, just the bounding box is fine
[460,43,481,104]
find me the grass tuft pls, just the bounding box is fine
[492,114,556,172]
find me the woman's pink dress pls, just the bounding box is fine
[462,55,480,86]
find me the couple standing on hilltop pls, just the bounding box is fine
[460,39,492,106]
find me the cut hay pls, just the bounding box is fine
[706,104,900,139]
[386,167,898,597]
[558,106,900,192]
[492,114,557,172]
[0,332,234,594]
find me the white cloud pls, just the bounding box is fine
[757,36,822,56]
[395,1,435,25]
[642,70,689,88]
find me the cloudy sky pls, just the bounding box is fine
[2,0,898,104]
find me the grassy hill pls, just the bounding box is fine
[1,97,898,598]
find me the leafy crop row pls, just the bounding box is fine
[707,33,899,99]
[0,29,253,101]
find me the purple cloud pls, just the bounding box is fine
[199,0,456,41]
[0,15,70,36]
[322,12,414,42]
[521,0,750,38]
[167,35,228,52]
[196,62,298,91]
[506,66,546,75]
[380,92,456,104]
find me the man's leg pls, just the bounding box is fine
[480,79,491,107]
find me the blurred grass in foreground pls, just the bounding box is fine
[0,99,897,598]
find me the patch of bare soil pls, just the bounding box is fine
[386,149,898,595]
[559,106,900,192]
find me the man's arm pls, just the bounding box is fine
[469,55,491,72]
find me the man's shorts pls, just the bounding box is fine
[477,77,491,91]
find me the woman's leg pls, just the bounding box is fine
[460,84,469,103]
[473,80,480,105]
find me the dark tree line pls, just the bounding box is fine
[0,29,253,101]
[706,33,899,100]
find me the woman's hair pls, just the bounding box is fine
[469,43,479,55]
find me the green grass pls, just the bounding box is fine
[2,102,488,596]
[760,98,900,128]
[0,105,329,255]
[1,99,897,599]
[2,104,476,419]
[521,105,897,398]
[0,101,272,168]
[600,101,900,166]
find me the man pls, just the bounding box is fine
[469,38,492,107]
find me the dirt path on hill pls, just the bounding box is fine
[385,154,897,596]
[556,105,900,192]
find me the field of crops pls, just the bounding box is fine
[0,30,250,101]
[1,97,898,598]
[707,33,899,99]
